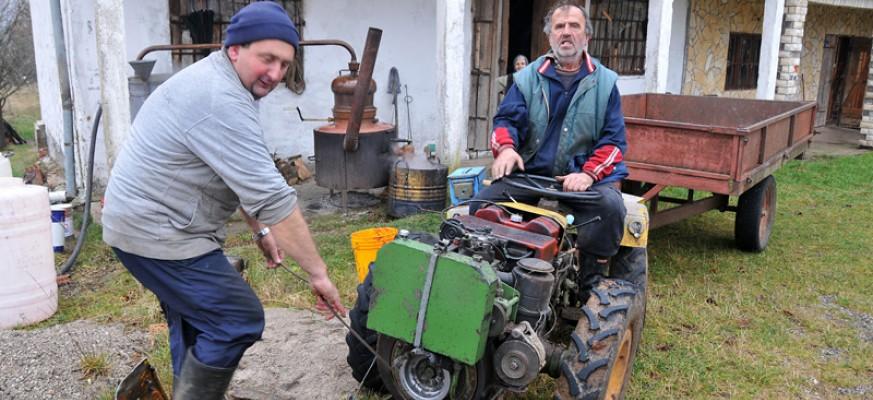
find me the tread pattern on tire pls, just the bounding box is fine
[555,279,645,400]
[345,270,384,391]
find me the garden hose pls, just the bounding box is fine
[58,105,101,276]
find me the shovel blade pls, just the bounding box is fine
[115,358,169,400]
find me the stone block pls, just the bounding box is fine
[783,28,803,37]
[859,139,873,149]
[785,13,805,22]
[782,43,802,52]
[781,35,801,44]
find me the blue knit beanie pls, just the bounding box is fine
[224,2,299,49]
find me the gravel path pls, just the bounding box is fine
[0,309,359,400]
[0,320,148,399]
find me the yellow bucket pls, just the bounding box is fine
[350,227,398,283]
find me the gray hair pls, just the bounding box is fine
[543,1,593,37]
[513,54,529,65]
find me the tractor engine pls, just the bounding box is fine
[434,208,569,390]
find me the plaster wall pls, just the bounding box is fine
[28,0,64,161]
[123,2,172,75]
[257,0,440,160]
[682,0,765,98]
[801,4,873,102]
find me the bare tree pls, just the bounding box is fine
[0,0,36,148]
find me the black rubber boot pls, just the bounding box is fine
[577,253,610,301]
[173,349,236,400]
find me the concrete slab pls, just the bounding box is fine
[808,125,872,158]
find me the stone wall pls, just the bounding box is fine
[682,0,764,98]
[775,0,807,100]
[801,4,873,102]
[862,47,873,147]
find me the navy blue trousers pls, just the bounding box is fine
[113,248,264,375]
[470,181,626,258]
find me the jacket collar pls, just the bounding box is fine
[538,50,596,75]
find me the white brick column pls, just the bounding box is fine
[861,39,873,149]
[775,0,807,101]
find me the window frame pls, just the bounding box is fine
[724,32,762,91]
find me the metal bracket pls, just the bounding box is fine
[413,243,444,348]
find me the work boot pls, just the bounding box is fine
[173,348,236,400]
[577,253,610,301]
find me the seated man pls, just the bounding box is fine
[472,1,627,287]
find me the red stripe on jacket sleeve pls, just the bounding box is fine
[490,127,515,157]
[582,145,622,181]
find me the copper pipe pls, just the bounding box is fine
[136,40,357,63]
[343,28,382,152]
[136,44,221,60]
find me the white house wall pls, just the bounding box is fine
[123,2,171,75]
[258,0,440,159]
[28,0,64,161]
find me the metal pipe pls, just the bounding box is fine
[136,44,222,60]
[135,40,358,62]
[343,28,382,152]
[50,0,76,199]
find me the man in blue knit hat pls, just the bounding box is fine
[102,3,345,399]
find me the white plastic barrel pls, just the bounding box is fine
[0,154,12,177]
[0,180,58,329]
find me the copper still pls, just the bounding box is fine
[312,29,396,190]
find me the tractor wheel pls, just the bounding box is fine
[345,268,384,391]
[735,175,776,252]
[377,335,493,400]
[555,279,645,400]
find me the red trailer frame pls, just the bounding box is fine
[622,94,817,251]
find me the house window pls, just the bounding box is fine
[725,33,761,90]
[168,0,305,93]
[586,0,648,75]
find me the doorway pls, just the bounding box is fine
[817,35,871,128]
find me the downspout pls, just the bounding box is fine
[49,0,76,199]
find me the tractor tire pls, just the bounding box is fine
[377,335,494,400]
[555,279,645,400]
[345,268,384,392]
[735,175,776,252]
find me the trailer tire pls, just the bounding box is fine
[735,175,776,252]
[345,268,384,392]
[555,279,645,400]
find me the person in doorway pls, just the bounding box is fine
[496,54,530,99]
[101,3,346,399]
[473,0,627,290]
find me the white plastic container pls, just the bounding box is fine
[0,182,58,329]
[0,154,12,178]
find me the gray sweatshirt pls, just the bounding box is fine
[102,50,296,260]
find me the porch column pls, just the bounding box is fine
[646,0,673,93]
[436,0,473,169]
[757,0,785,99]
[95,0,131,168]
[861,40,873,148]
[773,0,807,101]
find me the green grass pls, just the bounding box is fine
[29,153,873,399]
[5,113,39,176]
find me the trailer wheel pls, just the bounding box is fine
[735,175,776,252]
[555,279,645,400]
[345,268,384,392]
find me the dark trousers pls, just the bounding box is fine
[470,181,626,258]
[112,248,264,375]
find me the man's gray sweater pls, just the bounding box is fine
[102,50,296,260]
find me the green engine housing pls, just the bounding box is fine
[367,239,518,365]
